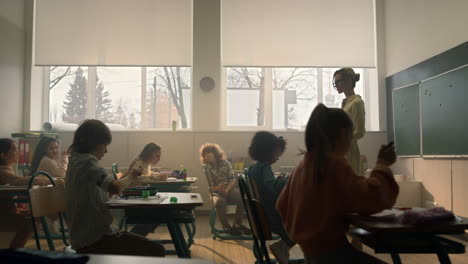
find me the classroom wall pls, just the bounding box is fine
[56,131,387,210]
[0,0,25,137]
[384,0,468,76]
[385,0,468,217]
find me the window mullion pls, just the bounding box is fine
[87,67,96,119]
[141,67,147,129]
[43,67,51,123]
[317,68,323,103]
[264,68,273,129]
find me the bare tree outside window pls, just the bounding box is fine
[146,67,191,129]
[225,67,368,130]
[48,66,191,130]
[226,67,263,126]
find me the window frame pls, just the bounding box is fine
[221,67,375,131]
[43,66,193,131]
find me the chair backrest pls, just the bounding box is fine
[112,163,119,180]
[202,164,217,208]
[28,171,55,189]
[238,175,273,241]
[29,185,66,217]
[28,172,69,251]
[243,167,261,201]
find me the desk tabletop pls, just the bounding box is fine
[87,254,213,264]
[0,186,29,195]
[347,214,468,234]
[106,192,204,209]
[142,177,197,185]
[0,185,28,190]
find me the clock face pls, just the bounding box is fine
[200,76,215,92]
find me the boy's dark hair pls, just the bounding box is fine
[248,131,286,162]
[69,119,112,153]
[139,142,161,162]
[31,137,58,174]
[305,103,353,183]
[0,138,14,165]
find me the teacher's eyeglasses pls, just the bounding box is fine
[333,78,345,88]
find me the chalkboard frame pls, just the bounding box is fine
[420,64,468,158]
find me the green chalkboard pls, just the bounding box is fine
[392,84,421,156]
[421,65,468,156]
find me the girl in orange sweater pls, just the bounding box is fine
[276,104,398,264]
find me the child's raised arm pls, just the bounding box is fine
[108,168,142,195]
[342,144,398,215]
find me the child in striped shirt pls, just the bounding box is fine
[65,120,165,256]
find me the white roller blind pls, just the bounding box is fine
[222,0,375,67]
[35,0,192,66]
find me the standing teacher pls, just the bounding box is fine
[333,68,366,175]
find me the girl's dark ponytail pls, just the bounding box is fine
[304,104,353,183]
[305,104,331,183]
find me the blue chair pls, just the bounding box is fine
[240,171,302,264]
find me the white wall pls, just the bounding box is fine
[0,0,25,137]
[384,0,468,76]
[55,130,387,210]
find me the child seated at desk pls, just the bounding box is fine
[277,104,398,264]
[0,138,59,249]
[122,142,169,237]
[31,137,68,178]
[247,132,296,264]
[31,137,69,234]
[65,120,165,256]
[123,142,169,181]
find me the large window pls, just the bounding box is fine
[47,66,191,129]
[225,67,373,130]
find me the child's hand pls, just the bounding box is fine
[61,150,69,156]
[116,172,124,179]
[219,189,229,198]
[377,142,396,167]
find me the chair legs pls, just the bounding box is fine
[210,206,254,240]
[40,216,56,251]
[260,240,272,264]
[31,217,41,250]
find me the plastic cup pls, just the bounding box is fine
[141,190,150,198]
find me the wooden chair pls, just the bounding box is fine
[241,171,302,264]
[28,172,70,251]
[238,174,272,264]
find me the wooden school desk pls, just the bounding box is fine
[347,213,468,264]
[106,192,204,258]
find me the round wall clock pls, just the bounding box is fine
[200,76,215,92]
